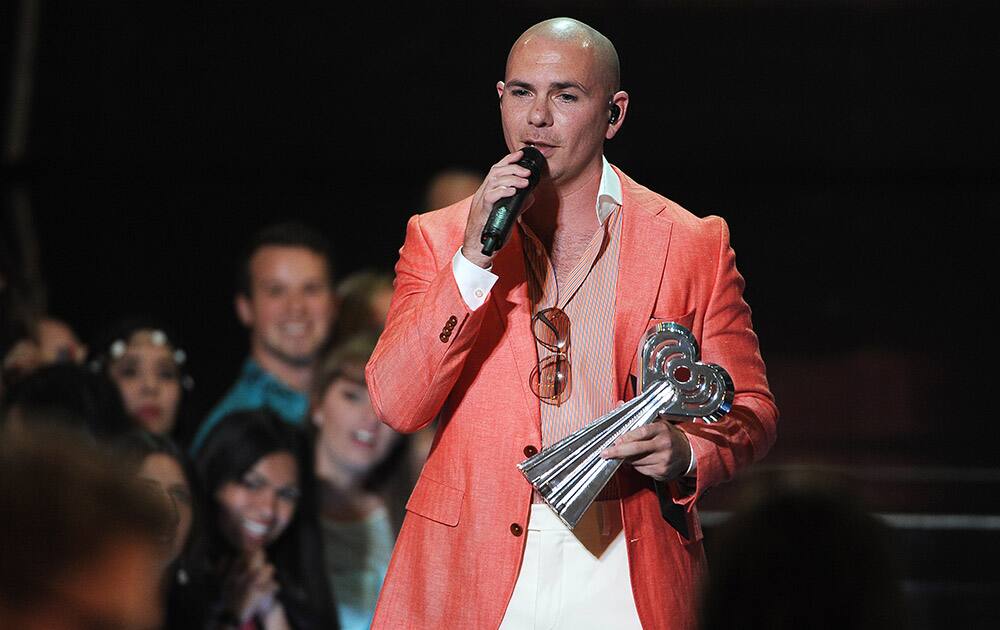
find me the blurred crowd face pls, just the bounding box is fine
[369,285,393,329]
[215,452,300,553]
[237,246,335,368]
[1,426,170,630]
[138,453,193,565]
[107,331,182,435]
[36,318,88,364]
[424,169,481,211]
[3,538,164,630]
[314,364,400,480]
[1,318,86,380]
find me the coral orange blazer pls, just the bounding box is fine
[367,168,777,629]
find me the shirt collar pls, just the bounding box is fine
[519,156,621,233]
[242,358,294,393]
[597,155,622,224]
[241,357,265,379]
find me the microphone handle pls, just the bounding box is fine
[480,193,530,257]
[480,146,545,256]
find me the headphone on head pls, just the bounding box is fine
[609,103,621,124]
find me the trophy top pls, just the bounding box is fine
[638,322,734,423]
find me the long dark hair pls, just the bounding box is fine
[195,408,338,630]
[1,362,132,439]
[111,429,210,630]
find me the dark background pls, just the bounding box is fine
[2,1,997,626]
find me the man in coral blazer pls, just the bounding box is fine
[367,18,777,630]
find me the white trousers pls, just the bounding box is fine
[498,502,644,630]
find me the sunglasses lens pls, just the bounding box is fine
[532,308,570,351]
[530,353,571,403]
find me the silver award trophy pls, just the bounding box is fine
[518,322,735,529]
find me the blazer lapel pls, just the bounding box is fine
[489,228,542,432]
[613,171,674,400]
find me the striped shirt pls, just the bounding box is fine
[521,158,623,448]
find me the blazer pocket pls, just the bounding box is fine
[648,309,696,334]
[405,474,464,527]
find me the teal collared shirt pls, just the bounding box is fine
[190,358,308,453]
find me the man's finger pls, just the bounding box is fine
[601,437,658,461]
[611,423,659,446]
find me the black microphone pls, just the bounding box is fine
[480,146,546,256]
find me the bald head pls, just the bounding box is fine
[497,17,629,188]
[507,18,620,94]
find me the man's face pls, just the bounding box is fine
[237,246,335,367]
[497,36,620,188]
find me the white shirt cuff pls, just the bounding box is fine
[684,445,698,477]
[452,248,499,310]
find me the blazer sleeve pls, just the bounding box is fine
[365,212,490,433]
[675,216,778,508]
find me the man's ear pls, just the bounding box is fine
[235,293,254,328]
[496,81,505,100]
[606,90,629,140]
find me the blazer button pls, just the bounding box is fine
[510,523,523,537]
[523,445,538,457]
[447,315,458,326]
[439,332,449,343]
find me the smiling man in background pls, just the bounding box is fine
[192,222,337,452]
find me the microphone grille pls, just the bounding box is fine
[518,146,547,184]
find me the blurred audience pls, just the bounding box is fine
[699,469,907,630]
[422,167,482,212]
[113,429,210,629]
[89,317,196,443]
[192,222,338,452]
[332,269,393,343]
[0,172,480,629]
[1,227,88,400]
[195,408,337,629]
[310,334,413,630]
[7,316,87,366]
[1,424,172,630]
[386,167,482,474]
[0,194,455,630]
[2,316,87,392]
[1,362,131,439]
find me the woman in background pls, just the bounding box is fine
[114,429,209,629]
[1,362,131,439]
[331,270,393,343]
[331,271,435,478]
[88,317,195,443]
[196,409,337,630]
[310,334,413,630]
